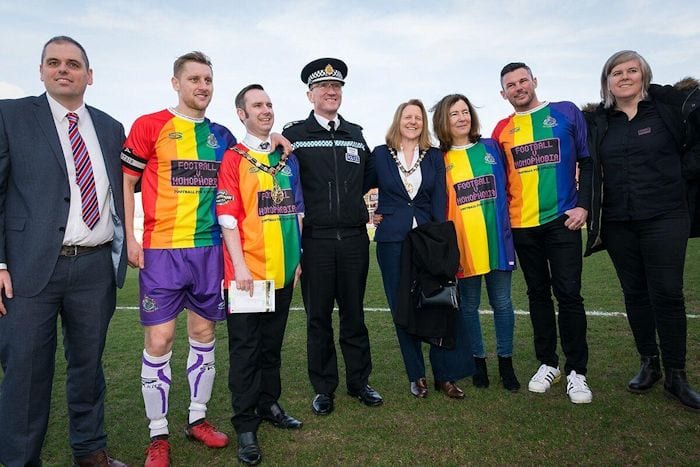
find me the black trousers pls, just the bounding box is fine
[602,213,689,369]
[512,215,588,375]
[301,233,372,394]
[227,283,293,434]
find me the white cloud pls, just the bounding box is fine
[0,82,26,99]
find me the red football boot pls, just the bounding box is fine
[185,420,230,448]
[144,438,170,467]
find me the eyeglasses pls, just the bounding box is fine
[312,81,343,91]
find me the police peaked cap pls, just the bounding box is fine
[301,58,347,87]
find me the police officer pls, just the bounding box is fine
[282,58,382,415]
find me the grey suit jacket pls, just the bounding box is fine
[0,94,127,296]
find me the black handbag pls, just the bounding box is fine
[416,281,459,312]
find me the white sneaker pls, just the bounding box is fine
[567,371,593,404]
[528,364,561,393]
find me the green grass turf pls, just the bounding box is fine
[3,239,699,465]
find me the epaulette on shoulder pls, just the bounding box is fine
[283,120,304,130]
[344,121,363,131]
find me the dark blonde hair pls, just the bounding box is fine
[431,94,481,152]
[600,50,652,109]
[173,51,212,77]
[385,99,432,151]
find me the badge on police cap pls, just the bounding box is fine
[301,57,348,87]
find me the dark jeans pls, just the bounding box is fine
[227,283,294,434]
[602,213,689,369]
[0,248,116,466]
[512,215,588,375]
[301,233,372,394]
[376,242,472,382]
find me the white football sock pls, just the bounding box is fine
[141,350,172,438]
[186,337,216,424]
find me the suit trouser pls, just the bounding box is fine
[301,233,372,394]
[512,215,588,375]
[227,283,293,434]
[0,247,116,466]
[602,213,689,369]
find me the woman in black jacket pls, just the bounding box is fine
[585,50,700,411]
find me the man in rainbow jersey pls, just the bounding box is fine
[492,62,593,404]
[122,51,235,467]
[216,83,305,466]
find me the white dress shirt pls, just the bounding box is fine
[46,94,114,246]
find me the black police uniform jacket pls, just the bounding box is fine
[283,111,376,238]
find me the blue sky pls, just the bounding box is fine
[1,0,698,145]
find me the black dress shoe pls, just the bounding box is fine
[311,393,334,415]
[237,432,261,465]
[347,385,383,406]
[664,368,700,412]
[258,402,303,429]
[628,355,662,394]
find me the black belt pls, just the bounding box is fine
[59,242,111,257]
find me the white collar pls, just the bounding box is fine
[242,133,272,152]
[168,107,205,123]
[313,112,340,131]
[515,101,549,116]
[46,93,87,123]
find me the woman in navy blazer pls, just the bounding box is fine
[373,99,471,399]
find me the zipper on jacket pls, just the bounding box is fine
[327,181,333,214]
[330,124,341,223]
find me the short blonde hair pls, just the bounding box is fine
[385,99,432,151]
[600,50,652,109]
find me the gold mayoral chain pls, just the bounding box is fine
[231,145,289,205]
[388,147,427,195]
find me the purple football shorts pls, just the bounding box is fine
[139,246,225,326]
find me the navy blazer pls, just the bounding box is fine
[372,145,446,242]
[0,94,127,295]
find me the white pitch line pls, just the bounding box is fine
[116,306,699,318]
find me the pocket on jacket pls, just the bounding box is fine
[5,217,26,231]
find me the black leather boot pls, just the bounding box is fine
[472,357,489,388]
[498,355,521,392]
[664,368,700,412]
[628,355,662,394]
[237,432,262,465]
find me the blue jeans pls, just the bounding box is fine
[376,241,472,382]
[459,270,515,358]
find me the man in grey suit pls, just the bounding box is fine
[0,36,127,467]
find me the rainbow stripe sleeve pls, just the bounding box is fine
[445,139,516,278]
[217,145,304,289]
[122,109,235,249]
[492,101,589,228]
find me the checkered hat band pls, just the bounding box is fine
[307,69,344,85]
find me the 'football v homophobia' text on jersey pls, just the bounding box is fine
[121,109,236,248]
[445,138,516,278]
[216,144,304,289]
[492,101,589,228]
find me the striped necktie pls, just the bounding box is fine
[67,112,100,229]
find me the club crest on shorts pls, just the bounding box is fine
[142,296,157,312]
